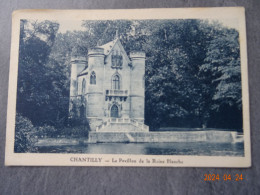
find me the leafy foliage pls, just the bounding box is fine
[201,28,241,109]
[14,114,38,153]
[36,125,58,138]
[17,20,69,128]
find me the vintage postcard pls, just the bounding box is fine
[5,8,251,167]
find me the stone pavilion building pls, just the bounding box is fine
[69,38,149,133]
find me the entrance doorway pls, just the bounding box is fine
[111,104,119,118]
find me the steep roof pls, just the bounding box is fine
[77,39,131,76]
[98,38,131,64]
[99,39,118,55]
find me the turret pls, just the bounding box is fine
[130,51,145,122]
[69,56,86,117]
[69,56,86,98]
[87,47,105,119]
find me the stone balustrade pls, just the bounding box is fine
[96,117,149,132]
[106,89,128,97]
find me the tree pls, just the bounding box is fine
[144,20,213,129]
[16,20,70,127]
[202,28,241,109]
[199,26,242,129]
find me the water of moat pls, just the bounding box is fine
[37,142,244,156]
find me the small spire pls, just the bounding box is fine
[115,29,119,39]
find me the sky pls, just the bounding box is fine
[58,20,85,33]
[57,18,239,33]
[209,18,239,30]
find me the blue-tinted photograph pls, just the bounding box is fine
[14,19,244,156]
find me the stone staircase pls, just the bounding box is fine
[95,118,149,132]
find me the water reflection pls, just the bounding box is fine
[37,142,244,156]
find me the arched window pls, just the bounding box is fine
[82,79,86,94]
[112,75,120,90]
[90,71,96,85]
[111,104,119,118]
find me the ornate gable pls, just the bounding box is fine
[98,39,131,67]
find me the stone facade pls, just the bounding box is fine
[69,38,149,132]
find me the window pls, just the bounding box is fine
[111,50,123,69]
[112,75,120,90]
[90,71,96,85]
[82,79,86,94]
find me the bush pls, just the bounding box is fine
[14,114,38,153]
[36,125,58,138]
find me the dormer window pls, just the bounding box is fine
[90,71,96,85]
[111,50,123,69]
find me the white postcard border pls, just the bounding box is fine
[5,7,251,167]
